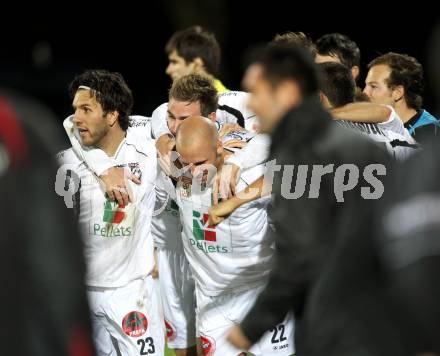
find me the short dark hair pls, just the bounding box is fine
[318,62,356,107]
[165,26,221,77]
[69,70,133,131]
[169,74,218,116]
[256,43,319,96]
[272,31,317,56]
[368,52,424,110]
[316,33,361,69]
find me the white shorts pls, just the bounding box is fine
[157,247,196,349]
[196,285,295,356]
[88,275,165,356]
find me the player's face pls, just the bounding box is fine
[167,98,202,135]
[243,64,288,133]
[178,140,219,187]
[72,90,110,147]
[166,50,195,81]
[364,64,394,106]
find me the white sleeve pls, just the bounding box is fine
[151,103,171,139]
[378,105,406,136]
[63,116,115,176]
[216,91,260,132]
[224,133,271,170]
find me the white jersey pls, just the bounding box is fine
[216,91,260,132]
[59,121,157,288]
[63,114,183,251]
[175,159,273,297]
[152,168,183,250]
[150,91,259,139]
[336,107,418,161]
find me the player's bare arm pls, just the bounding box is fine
[331,102,391,123]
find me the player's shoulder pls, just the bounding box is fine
[126,120,156,158]
[222,130,255,145]
[218,90,249,104]
[127,115,154,143]
[56,148,81,166]
[151,102,168,117]
[130,115,151,128]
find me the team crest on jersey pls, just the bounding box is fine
[128,162,142,180]
[179,176,193,198]
[122,311,148,338]
[200,334,215,356]
[116,162,142,181]
[165,320,176,342]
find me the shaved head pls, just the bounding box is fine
[176,116,218,154]
[175,116,222,184]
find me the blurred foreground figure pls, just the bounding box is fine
[379,22,440,355]
[0,89,94,356]
[302,22,440,356]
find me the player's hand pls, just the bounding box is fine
[212,163,241,205]
[227,325,251,351]
[218,123,246,138]
[208,198,240,226]
[99,167,140,206]
[156,134,175,156]
[156,134,181,178]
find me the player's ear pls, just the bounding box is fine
[392,85,404,103]
[208,112,217,122]
[351,66,360,81]
[106,111,119,126]
[193,57,205,73]
[319,91,332,109]
[278,80,302,108]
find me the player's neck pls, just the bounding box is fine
[395,102,417,124]
[97,127,126,157]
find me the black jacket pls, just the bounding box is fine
[0,90,94,356]
[240,96,391,354]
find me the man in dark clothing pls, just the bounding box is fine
[0,89,94,356]
[227,44,391,354]
[301,137,440,356]
[302,25,440,355]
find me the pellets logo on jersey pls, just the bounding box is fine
[165,320,176,342]
[122,311,148,338]
[200,334,215,356]
[103,200,126,224]
[93,199,133,238]
[192,211,216,241]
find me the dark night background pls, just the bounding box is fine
[1,1,439,137]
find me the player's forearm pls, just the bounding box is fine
[331,103,391,123]
[234,175,267,206]
[225,134,270,170]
